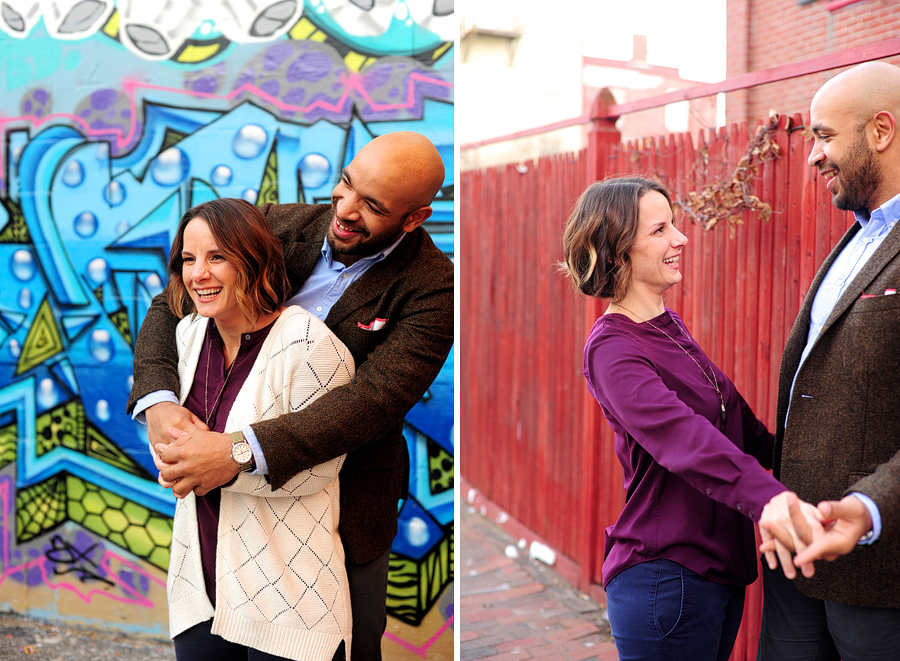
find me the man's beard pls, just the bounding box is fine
[831,133,883,213]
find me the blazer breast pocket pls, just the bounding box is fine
[851,290,900,313]
[357,317,388,331]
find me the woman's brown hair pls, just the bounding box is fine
[561,177,673,301]
[166,198,293,323]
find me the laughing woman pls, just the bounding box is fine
[561,177,803,661]
[159,198,354,661]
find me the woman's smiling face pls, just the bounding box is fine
[626,191,688,297]
[181,217,242,327]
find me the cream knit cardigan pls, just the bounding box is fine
[169,306,355,661]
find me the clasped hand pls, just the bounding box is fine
[758,491,872,578]
[146,402,240,498]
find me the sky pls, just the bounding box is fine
[575,0,727,83]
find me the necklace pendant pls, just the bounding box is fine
[721,404,726,422]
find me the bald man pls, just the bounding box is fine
[755,62,900,660]
[128,131,453,659]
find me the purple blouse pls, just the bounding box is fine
[183,318,274,606]
[583,308,785,587]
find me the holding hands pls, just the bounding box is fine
[759,491,873,578]
[147,402,239,498]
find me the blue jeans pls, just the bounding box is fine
[606,559,745,661]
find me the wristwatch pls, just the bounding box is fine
[230,431,255,472]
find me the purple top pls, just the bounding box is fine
[183,318,274,606]
[583,309,785,587]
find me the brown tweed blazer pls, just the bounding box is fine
[128,203,454,564]
[775,218,900,608]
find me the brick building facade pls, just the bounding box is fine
[726,0,900,124]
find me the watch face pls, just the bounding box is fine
[232,442,253,465]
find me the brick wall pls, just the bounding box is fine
[726,0,900,124]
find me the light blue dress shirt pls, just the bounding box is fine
[134,231,406,477]
[787,192,900,544]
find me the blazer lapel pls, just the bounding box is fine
[284,214,329,287]
[777,221,859,427]
[324,233,415,328]
[784,224,858,364]
[818,219,900,339]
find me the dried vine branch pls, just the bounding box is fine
[674,112,783,236]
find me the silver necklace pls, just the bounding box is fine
[204,333,245,426]
[615,303,726,422]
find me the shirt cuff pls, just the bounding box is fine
[132,391,180,424]
[850,492,881,544]
[242,425,268,476]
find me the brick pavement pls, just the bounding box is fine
[460,504,618,661]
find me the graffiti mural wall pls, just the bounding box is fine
[0,0,454,655]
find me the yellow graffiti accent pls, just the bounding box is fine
[386,533,452,625]
[433,42,452,60]
[428,440,453,494]
[343,51,367,73]
[86,424,148,477]
[17,296,64,375]
[258,143,279,207]
[310,30,328,43]
[17,476,67,542]
[176,42,225,64]
[102,9,119,38]
[36,401,84,455]
[0,199,30,243]
[0,422,16,469]
[288,17,318,40]
[344,52,388,73]
[109,307,132,347]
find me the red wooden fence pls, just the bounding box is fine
[460,114,853,660]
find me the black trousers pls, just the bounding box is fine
[173,619,346,661]
[346,549,392,661]
[756,562,900,661]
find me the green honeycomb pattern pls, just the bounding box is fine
[16,476,67,542]
[66,476,173,571]
[0,422,16,469]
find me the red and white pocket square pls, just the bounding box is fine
[357,318,387,331]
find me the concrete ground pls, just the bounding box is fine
[0,596,451,660]
[460,503,618,661]
[0,611,174,659]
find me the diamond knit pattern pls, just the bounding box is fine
[167,307,354,660]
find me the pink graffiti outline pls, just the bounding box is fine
[383,611,454,657]
[0,476,166,609]
[0,71,453,181]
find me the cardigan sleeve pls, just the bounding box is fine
[586,327,785,518]
[224,316,356,498]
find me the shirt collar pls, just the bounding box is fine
[854,191,900,232]
[209,317,274,349]
[320,231,406,270]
